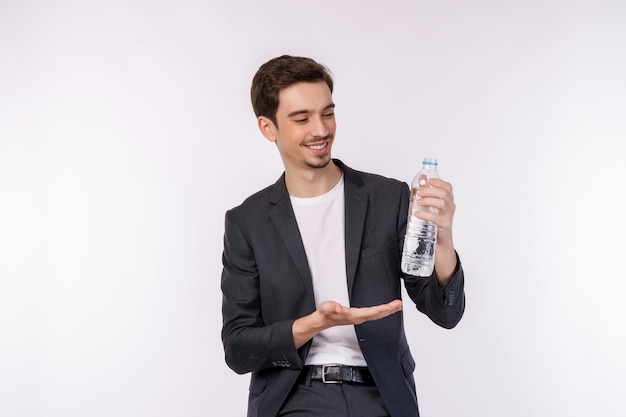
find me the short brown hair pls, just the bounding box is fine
[251,55,334,126]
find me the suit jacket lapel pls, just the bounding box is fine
[339,161,368,296]
[268,175,315,297]
[267,161,368,301]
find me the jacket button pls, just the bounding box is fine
[448,290,456,305]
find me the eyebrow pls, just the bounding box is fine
[287,103,335,118]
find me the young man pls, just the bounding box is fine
[221,55,465,417]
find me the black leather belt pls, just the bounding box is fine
[300,365,374,385]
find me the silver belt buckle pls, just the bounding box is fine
[321,364,343,384]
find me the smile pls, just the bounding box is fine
[306,143,327,150]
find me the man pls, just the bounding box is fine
[221,55,465,417]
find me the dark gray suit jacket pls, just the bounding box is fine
[221,160,465,417]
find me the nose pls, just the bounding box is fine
[310,115,330,138]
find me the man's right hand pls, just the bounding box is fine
[292,299,402,349]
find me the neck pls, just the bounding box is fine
[284,160,342,198]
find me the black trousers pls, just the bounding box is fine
[277,377,391,417]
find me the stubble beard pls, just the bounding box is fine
[304,135,333,169]
[305,157,331,169]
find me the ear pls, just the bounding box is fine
[257,116,278,143]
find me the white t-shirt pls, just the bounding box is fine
[290,176,367,366]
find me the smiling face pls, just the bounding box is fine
[258,81,336,174]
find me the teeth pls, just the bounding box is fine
[307,143,326,150]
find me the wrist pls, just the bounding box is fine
[292,311,327,349]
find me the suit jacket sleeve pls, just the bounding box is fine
[221,208,305,375]
[398,182,466,329]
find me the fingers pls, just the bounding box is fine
[428,177,453,192]
[414,178,456,226]
[346,300,403,325]
[416,178,453,202]
[318,300,403,326]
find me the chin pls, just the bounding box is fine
[306,156,332,169]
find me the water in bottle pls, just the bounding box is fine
[401,158,440,277]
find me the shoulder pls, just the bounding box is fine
[225,175,286,221]
[356,168,406,188]
[232,183,274,210]
[226,185,272,218]
[336,159,408,193]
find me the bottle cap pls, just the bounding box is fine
[422,158,438,166]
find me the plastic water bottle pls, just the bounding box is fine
[401,158,440,277]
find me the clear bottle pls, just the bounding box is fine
[401,158,440,277]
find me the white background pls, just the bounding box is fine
[1,1,625,416]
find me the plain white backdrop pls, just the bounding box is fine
[1,1,625,416]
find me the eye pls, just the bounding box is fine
[294,117,308,123]
[323,112,334,118]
